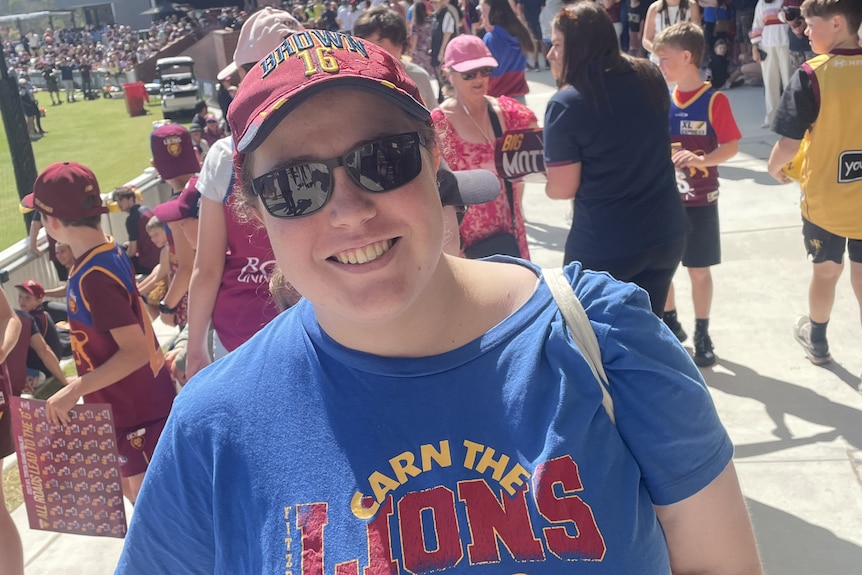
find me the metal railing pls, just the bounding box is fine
[0,167,174,303]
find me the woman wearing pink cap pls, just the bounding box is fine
[118,31,760,575]
[432,34,537,259]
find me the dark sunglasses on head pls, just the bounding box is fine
[252,132,426,219]
[460,67,494,81]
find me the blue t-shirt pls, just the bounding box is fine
[544,74,689,261]
[117,260,732,574]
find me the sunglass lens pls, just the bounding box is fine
[257,163,331,217]
[350,134,422,193]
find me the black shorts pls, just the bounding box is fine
[802,218,862,264]
[681,204,721,268]
[526,18,543,42]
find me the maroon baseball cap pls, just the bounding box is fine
[228,32,430,158]
[22,161,107,221]
[15,280,45,299]
[150,124,200,181]
[154,177,201,222]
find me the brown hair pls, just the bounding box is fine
[801,0,862,36]
[145,215,163,232]
[553,1,669,112]
[353,7,408,52]
[653,21,705,68]
[111,186,137,202]
[483,0,535,54]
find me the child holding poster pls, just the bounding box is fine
[21,162,176,503]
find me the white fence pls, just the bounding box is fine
[0,167,174,304]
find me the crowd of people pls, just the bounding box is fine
[0,0,860,572]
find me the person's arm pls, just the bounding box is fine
[46,323,152,426]
[0,292,21,364]
[160,221,195,327]
[28,218,42,255]
[750,1,764,61]
[641,2,659,54]
[43,283,67,299]
[29,332,67,385]
[689,0,702,26]
[137,247,169,296]
[767,137,801,183]
[674,140,739,169]
[185,196,227,378]
[545,163,582,199]
[438,10,455,62]
[655,462,762,574]
[543,96,582,200]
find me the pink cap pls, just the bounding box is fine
[217,8,305,81]
[443,35,498,72]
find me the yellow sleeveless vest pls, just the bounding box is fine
[798,52,862,239]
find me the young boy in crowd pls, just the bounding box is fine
[136,217,170,320]
[22,161,176,503]
[767,0,862,366]
[15,280,64,359]
[15,280,69,390]
[111,186,161,276]
[654,22,742,367]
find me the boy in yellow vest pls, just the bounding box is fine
[767,0,862,365]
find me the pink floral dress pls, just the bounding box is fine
[431,96,536,260]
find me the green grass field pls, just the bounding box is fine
[0,93,166,250]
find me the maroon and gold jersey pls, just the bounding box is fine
[67,241,174,429]
[669,83,741,207]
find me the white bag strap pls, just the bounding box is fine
[542,268,616,425]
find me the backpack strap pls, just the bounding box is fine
[542,267,616,424]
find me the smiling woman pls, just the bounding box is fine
[116,32,761,575]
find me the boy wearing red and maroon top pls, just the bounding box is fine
[654,22,742,367]
[22,162,176,503]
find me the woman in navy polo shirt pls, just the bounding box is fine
[544,1,689,316]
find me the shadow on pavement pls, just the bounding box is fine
[719,165,785,186]
[747,497,862,574]
[704,358,862,454]
[524,220,569,253]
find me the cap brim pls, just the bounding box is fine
[449,57,498,72]
[20,194,36,214]
[217,61,238,81]
[236,76,430,154]
[154,198,184,223]
[450,168,499,205]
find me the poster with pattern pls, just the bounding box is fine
[10,397,127,538]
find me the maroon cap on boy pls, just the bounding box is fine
[150,124,200,181]
[22,161,107,221]
[15,279,45,299]
[228,31,430,159]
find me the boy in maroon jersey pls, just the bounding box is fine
[22,162,176,503]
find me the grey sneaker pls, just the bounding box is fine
[793,316,831,365]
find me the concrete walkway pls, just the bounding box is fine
[7,72,862,574]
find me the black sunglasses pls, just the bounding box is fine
[252,132,426,219]
[461,67,494,81]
